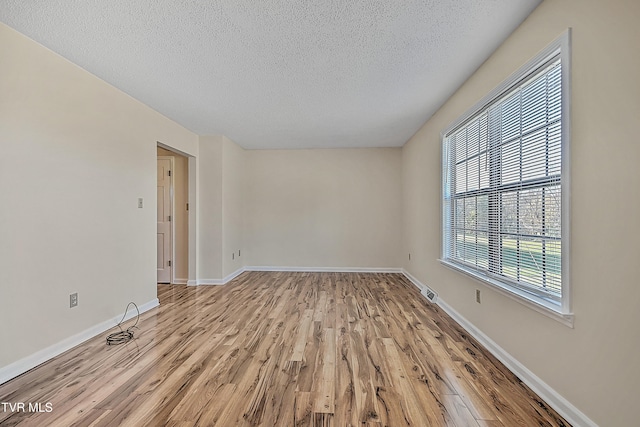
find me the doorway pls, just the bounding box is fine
[157,146,190,284]
[157,156,173,283]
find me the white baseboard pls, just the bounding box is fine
[196,267,247,286]
[172,278,188,285]
[196,279,224,285]
[401,269,438,302]
[244,266,403,273]
[401,268,425,291]
[223,267,245,283]
[0,298,159,386]
[194,267,401,286]
[401,270,597,427]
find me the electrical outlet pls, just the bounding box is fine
[475,289,481,304]
[70,293,78,308]
[137,198,143,208]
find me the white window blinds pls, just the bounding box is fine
[442,55,564,303]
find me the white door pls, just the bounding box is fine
[157,158,172,283]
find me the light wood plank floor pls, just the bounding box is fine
[0,272,570,426]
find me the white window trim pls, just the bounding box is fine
[440,30,573,327]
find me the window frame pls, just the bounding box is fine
[440,30,573,326]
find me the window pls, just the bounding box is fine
[441,32,571,322]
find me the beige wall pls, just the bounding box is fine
[196,135,246,280]
[198,140,403,276]
[0,23,198,368]
[402,0,640,425]
[197,136,224,280]
[244,148,402,268]
[157,147,189,282]
[222,136,245,277]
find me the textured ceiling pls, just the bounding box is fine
[0,0,541,149]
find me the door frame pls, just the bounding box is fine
[158,155,175,284]
[157,141,196,286]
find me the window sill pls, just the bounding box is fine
[439,259,574,328]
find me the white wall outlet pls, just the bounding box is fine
[70,293,78,308]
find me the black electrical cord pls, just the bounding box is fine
[106,302,139,345]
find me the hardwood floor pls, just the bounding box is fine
[0,272,570,426]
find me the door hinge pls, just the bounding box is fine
[168,170,171,176]
[168,215,171,221]
[186,203,189,211]
[168,260,172,267]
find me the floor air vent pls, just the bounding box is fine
[421,287,438,303]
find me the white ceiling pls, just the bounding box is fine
[0,0,540,149]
